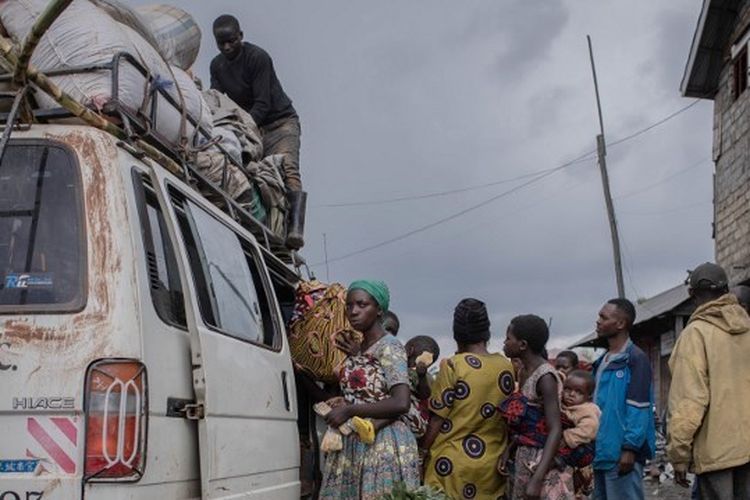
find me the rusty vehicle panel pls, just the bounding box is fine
[0,126,201,499]
[0,122,302,499]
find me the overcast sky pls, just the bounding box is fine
[133,0,714,356]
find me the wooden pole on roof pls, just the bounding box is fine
[0,36,184,177]
[587,35,626,299]
[13,0,75,87]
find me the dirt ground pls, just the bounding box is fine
[644,476,695,500]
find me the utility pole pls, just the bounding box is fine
[587,35,625,299]
[323,233,330,282]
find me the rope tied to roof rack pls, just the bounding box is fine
[162,64,190,163]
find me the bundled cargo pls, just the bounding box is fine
[288,281,362,384]
[0,0,212,148]
[198,89,287,237]
[202,89,263,164]
[1,0,287,240]
[135,4,201,70]
[89,0,160,49]
[87,1,199,70]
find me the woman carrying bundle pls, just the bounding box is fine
[319,280,419,500]
[499,314,573,500]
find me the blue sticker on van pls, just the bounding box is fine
[0,459,39,473]
[4,273,53,289]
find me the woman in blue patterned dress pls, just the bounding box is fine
[319,280,420,500]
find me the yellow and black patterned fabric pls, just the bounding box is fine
[288,281,361,384]
[425,353,515,500]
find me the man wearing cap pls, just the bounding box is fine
[667,262,750,499]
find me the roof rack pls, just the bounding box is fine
[0,0,306,275]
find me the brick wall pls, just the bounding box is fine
[713,0,750,284]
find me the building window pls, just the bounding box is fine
[733,45,748,100]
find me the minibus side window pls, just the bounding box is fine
[241,243,281,349]
[133,172,186,328]
[171,190,276,347]
[0,142,85,312]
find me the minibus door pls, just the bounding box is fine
[147,167,299,499]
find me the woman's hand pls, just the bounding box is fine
[524,475,543,499]
[335,332,361,356]
[496,450,511,476]
[324,404,352,428]
[325,396,346,408]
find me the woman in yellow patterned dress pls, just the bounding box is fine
[423,298,515,499]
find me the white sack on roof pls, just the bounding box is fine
[136,4,201,70]
[89,0,160,50]
[0,0,211,147]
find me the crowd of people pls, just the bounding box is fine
[203,21,750,498]
[299,261,750,500]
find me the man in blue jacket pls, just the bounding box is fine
[592,298,656,500]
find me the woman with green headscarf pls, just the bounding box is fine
[320,280,420,500]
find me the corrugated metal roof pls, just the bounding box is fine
[569,284,691,348]
[681,0,742,99]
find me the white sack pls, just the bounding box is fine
[0,0,211,146]
[136,4,201,70]
[89,0,160,50]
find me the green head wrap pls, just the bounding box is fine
[348,280,390,312]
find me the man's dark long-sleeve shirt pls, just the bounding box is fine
[210,42,297,127]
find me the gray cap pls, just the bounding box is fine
[687,262,728,290]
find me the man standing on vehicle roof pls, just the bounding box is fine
[668,263,750,499]
[591,298,656,500]
[210,14,306,250]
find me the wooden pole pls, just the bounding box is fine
[13,0,75,87]
[587,35,625,299]
[0,35,184,177]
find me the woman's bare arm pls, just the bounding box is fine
[525,373,562,499]
[324,384,411,427]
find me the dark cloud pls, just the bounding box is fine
[126,1,715,350]
[461,0,570,80]
[654,6,703,93]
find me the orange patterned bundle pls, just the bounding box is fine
[288,281,361,384]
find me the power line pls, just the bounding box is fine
[312,100,703,267]
[313,160,591,208]
[359,168,600,267]
[619,200,711,216]
[615,156,709,200]
[311,155,590,267]
[316,100,701,209]
[606,99,701,148]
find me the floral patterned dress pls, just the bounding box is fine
[511,363,575,500]
[319,334,420,500]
